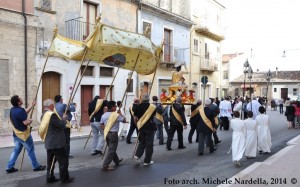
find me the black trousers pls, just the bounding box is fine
[46,148,69,183]
[163,118,170,136]
[188,123,198,142]
[166,124,184,149]
[126,123,138,143]
[220,116,229,130]
[198,131,214,154]
[64,128,71,155]
[103,132,119,167]
[135,129,154,163]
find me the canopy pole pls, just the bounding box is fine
[104,68,120,100]
[102,52,140,159]
[64,48,88,115]
[20,26,58,171]
[148,60,160,96]
[50,47,88,172]
[71,60,91,102]
[83,67,121,150]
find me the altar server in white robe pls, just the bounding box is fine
[244,111,258,158]
[230,111,246,167]
[256,106,272,154]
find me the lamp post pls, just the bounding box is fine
[248,65,253,111]
[242,59,250,119]
[265,69,272,113]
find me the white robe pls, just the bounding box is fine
[256,114,272,153]
[244,118,258,157]
[246,100,261,119]
[231,118,246,162]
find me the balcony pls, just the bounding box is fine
[159,44,187,70]
[65,17,95,41]
[195,23,224,42]
[200,57,218,72]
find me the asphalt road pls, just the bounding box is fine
[0,109,299,187]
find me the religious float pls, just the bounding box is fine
[160,66,195,105]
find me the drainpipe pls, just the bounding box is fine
[22,0,28,107]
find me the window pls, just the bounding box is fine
[223,71,228,79]
[293,88,298,96]
[261,87,267,97]
[234,88,239,96]
[83,1,97,39]
[100,67,113,77]
[0,59,9,96]
[274,88,277,92]
[164,28,172,62]
[126,79,133,93]
[193,39,198,53]
[41,0,51,9]
[143,21,152,39]
[81,65,94,76]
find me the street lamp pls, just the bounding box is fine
[248,65,253,111]
[241,59,250,119]
[243,59,250,99]
[282,49,300,58]
[265,69,272,113]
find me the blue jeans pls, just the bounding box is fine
[6,135,40,170]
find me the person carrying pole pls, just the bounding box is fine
[88,96,108,156]
[133,93,156,166]
[6,95,46,173]
[39,99,74,183]
[101,101,126,170]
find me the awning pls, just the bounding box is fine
[240,84,258,88]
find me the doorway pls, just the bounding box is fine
[42,71,60,105]
[81,85,93,125]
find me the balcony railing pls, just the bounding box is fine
[160,44,187,69]
[65,17,95,41]
[200,57,218,72]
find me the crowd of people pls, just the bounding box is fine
[9,92,293,183]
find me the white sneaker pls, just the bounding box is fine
[134,156,140,164]
[144,161,154,166]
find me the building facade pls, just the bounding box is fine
[190,0,224,101]
[138,0,193,99]
[0,0,39,130]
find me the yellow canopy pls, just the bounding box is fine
[49,22,162,75]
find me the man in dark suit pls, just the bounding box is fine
[197,99,217,156]
[166,97,188,150]
[126,97,139,144]
[40,99,74,184]
[152,96,165,145]
[188,100,202,143]
[134,94,156,166]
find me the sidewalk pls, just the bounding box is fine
[218,134,300,187]
[0,125,91,149]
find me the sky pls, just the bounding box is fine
[220,0,300,71]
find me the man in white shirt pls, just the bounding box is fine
[247,96,261,119]
[219,96,232,130]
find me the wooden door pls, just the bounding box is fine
[81,85,93,125]
[100,85,113,100]
[281,88,288,101]
[42,71,60,104]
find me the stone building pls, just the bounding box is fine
[229,70,300,102]
[0,0,40,131]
